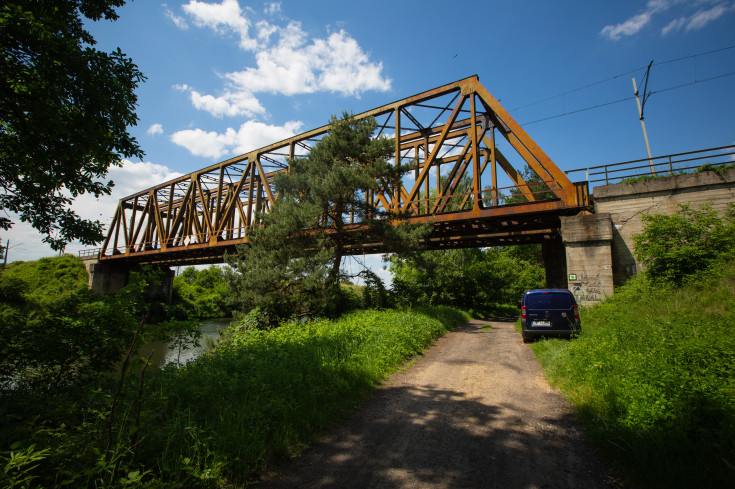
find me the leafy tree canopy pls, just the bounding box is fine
[226,112,428,323]
[502,164,556,204]
[390,246,545,311]
[0,0,144,250]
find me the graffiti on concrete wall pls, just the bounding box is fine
[569,272,604,303]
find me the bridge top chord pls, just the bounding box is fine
[99,75,589,266]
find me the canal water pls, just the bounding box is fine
[140,318,231,367]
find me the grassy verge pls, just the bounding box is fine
[142,306,470,485]
[1,306,470,488]
[530,260,735,488]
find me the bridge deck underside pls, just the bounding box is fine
[99,76,588,267]
[105,206,583,267]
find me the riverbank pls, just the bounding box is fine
[1,306,470,488]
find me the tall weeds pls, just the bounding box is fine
[1,306,469,488]
[531,259,735,488]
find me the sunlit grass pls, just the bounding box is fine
[138,306,471,486]
[530,259,735,489]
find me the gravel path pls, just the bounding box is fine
[258,318,621,489]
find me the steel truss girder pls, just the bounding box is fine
[100,75,588,265]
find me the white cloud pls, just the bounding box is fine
[189,88,265,118]
[173,1,391,119]
[2,160,182,262]
[662,17,687,35]
[147,123,164,135]
[686,3,730,30]
[264,2,281,16]
[182,0,257,50]
[164,5,188,29]
[601,12,654,40]
[600,0,731,40]
[171,120,303,159]
[225,27,390,97]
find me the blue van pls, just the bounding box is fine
[520,289,580,343]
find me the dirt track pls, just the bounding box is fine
[259,318,620,489]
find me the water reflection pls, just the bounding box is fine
[140,318,231,367]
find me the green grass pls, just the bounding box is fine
[620,162,735,184]
[0,255,89,304]
[140,307,469,485]
[530,260,735,489]
[1,306,470,488]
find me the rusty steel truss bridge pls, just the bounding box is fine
[98,76,589,266]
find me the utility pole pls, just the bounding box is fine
[633,60,655,175]
[2,239,8,267]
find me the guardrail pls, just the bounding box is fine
[566,145,735,187]
[78,248,102,259]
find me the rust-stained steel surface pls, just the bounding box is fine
[100,76,589,265]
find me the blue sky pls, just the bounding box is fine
[4,0,735,273]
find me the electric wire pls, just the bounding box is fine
[510,44,735,114]
[521,69,735,126]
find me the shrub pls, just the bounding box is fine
[633,203,735,285]
[532,258,735,488]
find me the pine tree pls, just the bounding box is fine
[226,112,428,324]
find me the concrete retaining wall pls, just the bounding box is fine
[593,168,735,285]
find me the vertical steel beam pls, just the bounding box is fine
[470,94,481,210]
[394,106,401,210]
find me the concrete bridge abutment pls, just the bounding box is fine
[559,213,615,306]
[84,259,175,303]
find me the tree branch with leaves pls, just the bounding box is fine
[0,0,144,250]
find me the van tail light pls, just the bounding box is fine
[573,304,579,321]
[521,305,526,320]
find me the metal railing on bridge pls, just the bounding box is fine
[78,248,102,259]
[566,145,735,187]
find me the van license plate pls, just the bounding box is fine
[532,320,551,327]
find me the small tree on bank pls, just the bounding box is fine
[226,113,428,324]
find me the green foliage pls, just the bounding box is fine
[140,307,466,485]
[390,247,544,312]
[633,203,735,285]
[696,162,735,173]
[171,266,229,319]
[226,113,428,322]
[0,256,142,389]
[0,444,50,489]
[1,305,466,488]
[0,0,144,250]
[531,259,735,488]
[228,305,281,331]
[0,255,88,303]
[359,269,390,309]
[502,164,556,204]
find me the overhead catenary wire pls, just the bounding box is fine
[510,44,735,125]
[521,70,735,126]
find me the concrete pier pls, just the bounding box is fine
[560,213,614,306]
[85,258,175,303]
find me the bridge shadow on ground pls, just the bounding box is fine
[259,383,614,489]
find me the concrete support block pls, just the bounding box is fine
[89,262,174,304]
[90,262,131,297]
[561,214,614,306]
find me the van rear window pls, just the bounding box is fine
[526,293,573,309]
